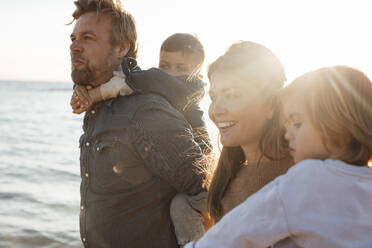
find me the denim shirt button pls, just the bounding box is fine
[86,142,90,147]
[144,145,150,152]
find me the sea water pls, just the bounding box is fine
[0,81,82,248]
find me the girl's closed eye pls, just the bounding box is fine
[287,114,303,129]
[293,122,302,128]
[283,120,291,131]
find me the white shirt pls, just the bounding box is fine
[185,159,372,248]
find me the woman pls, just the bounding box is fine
[186,65,372,248]
[206,41,293,223]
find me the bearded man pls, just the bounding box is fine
[69,1,206,247]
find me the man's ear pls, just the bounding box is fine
[115,43,130,58]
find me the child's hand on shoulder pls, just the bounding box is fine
[70,72,133,115]
[70,85,94,114]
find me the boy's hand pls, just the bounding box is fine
[70,85,93,114]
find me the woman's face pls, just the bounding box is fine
[208,71,271,148]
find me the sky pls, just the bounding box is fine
[1,0,372,83]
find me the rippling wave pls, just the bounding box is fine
[0,81,83,248]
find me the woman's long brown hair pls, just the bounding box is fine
[206,41,290,222]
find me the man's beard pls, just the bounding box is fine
[71,51,118,86]
[71,65,96,86]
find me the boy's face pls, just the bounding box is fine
[159,51,200,76]
[283,95,330,163]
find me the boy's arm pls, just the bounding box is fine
[70,72,132,114]
[100,71,133,100]
[124,67,192,112]
[120,58,197,112]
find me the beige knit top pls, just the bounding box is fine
[221,158,293,216]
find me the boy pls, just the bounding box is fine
[71,33,212,246]
[159,33,204,77]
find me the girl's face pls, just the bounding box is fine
[283,95,330,163]
[208,71,271,148]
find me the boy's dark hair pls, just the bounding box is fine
[160,33,205,64]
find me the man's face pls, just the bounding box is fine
[70,12,121,87]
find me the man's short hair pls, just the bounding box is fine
[71,0,138,59]
[160,33,205,65]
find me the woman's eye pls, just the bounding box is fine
[84,36,92,40]
[225,92,241,99]
[293,122,302,128]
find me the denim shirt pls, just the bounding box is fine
[79,93,205,248]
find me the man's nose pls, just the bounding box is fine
[70,39,83,53]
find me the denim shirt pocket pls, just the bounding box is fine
[114,135,153,186]
[91,135,152,191]
[91,137,123,189]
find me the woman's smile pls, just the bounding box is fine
[216,121,238,130]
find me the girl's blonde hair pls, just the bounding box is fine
[283,66,372,166]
